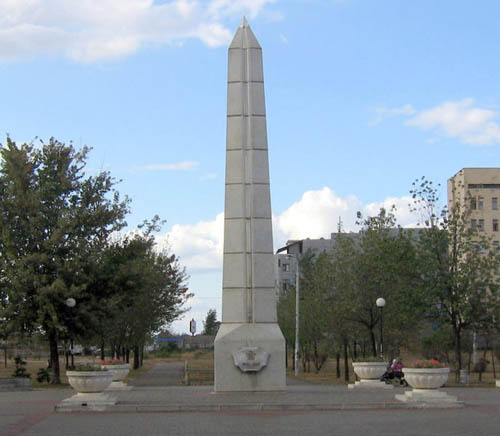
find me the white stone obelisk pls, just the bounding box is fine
[214,18,286,392]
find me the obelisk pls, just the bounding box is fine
[214,18,286,392]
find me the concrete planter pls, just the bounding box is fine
[404,367,449,389]
[66,371,113,393]
[352,362,388,380]
[100,363,130,382]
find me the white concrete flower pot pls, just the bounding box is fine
[404,367,449,389]
[352,362,388,380]
[66,371,113,393]
[100,363,130,382]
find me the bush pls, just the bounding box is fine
[12,356,30,378]
[36,368,51,383]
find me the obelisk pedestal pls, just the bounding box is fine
[214,18,286,392]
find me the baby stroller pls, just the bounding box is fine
[380,367,408,386]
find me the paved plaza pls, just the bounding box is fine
[1,363,499,436]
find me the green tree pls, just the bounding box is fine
[411,177,500,378]
[89,218,191,368]
[298,250,333,372]
[332,208,421,357]
[202,309,220,335]
[0,137,129,383]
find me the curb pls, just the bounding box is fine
[55,400,465,413]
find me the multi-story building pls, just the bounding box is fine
[448,168,500,251]
[274,233,358,293]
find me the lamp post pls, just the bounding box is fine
[293,256,300,377]
[280,253,300,376]
[376,297,386,357]
[65,298,76,369]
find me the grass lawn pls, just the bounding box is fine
[0,355,158,389]
[2,350,497,388]
[180,350,499,387]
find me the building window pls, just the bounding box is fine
[470,197,477,210]
[471,219,477,230]
[282,263,290,272]
[478,197,484,210]
[479,219,485,231]
[493,241,500,252]
[494,219,499,232]
[493,198,499,210]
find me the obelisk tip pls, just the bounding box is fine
[241,16,248,27]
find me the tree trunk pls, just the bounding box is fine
[100,337,105,360]
[491,348,496,379]
[126,348,130,364]
[453,324,462,383]
[353,340,357,360]
[140,346,144,368]
[336,353,341,378]
[48,330,61,384]
[343,338,349,382]
[369,328,377,357]
[133,345,140,370]
[65,347,69,370]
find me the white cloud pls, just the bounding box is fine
[273,187,363,243]
[158,187,419,276]
[406,98,500,146]
[279,33,289,44]
[157,212,224,272]
[199,173,217,181]
[207,0,276,20]
[274,188,419,247]
[363,196,419,228]
[0,0,275,62]
[137,161,199,171]
[373,99,500,146]
[369,104,416,126]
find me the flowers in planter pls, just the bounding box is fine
[408,359,447,368]
[99,358,125,365]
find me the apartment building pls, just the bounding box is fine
[448,168,500,251]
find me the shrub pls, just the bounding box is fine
[12,356,31,378]
[36,368,51,383]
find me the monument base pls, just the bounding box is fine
[214,323,286,392]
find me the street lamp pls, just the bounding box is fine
[65,298,76,368]
[282,254,300,377]
[376,297,386,357]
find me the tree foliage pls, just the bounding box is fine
[0,137,192,381]
[202,309,220,336]
[0,137,129,382]
[410,177,500,377]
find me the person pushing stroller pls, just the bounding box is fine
[380,357,407,386]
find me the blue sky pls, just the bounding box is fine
[1,0,499,333]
